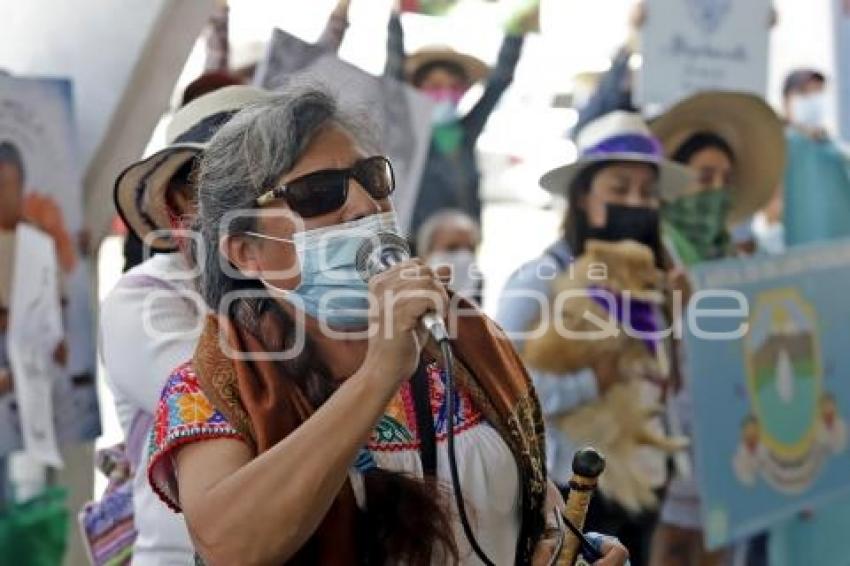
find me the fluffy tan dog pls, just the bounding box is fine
[523,239,687,512]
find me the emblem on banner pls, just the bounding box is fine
[686,0,732,34]
[733,289,847,493]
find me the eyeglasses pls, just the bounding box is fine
[255,156,395,218]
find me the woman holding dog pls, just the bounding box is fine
[649,91,785,566]
[496,110,692,565]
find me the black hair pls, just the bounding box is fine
[164,157,198,215]
[782,68,826,98]
[670,132,735,166]
[562,160,665,267]
[0,141,25,186]
[411,60,469,88]
[562,161,610,254]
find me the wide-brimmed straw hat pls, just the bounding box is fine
[540,111,692,201]
[649,91,786,224]
[405,46,489,85]
[114,85,272,251]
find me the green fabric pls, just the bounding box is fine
[663,221,703,267]
[504,0,539,35]
[783,128,850,246]
[0,488,69,566]
[432,122,464,154]
[661,188,732,263]
[401,0,457,15]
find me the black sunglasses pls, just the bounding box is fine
[255,155,395,217]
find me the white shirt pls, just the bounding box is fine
[100,252,202,565]
[365,423,521,564]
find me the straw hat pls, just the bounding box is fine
[405,46,489,85]
[114,85,272,251]
[540,111,692,201]
[650,91,786,224]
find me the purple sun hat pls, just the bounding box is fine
[540,111,692,201]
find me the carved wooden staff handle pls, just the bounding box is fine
[556,447,606,566]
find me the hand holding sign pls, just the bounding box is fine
[400,0,459,15]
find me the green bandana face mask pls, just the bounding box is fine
[662,188,732,263]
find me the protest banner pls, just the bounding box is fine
[636,0,771,109]
[683,240,850,548]
[255,28,433,233]
[6,225,64,467]
[0,76,100,459]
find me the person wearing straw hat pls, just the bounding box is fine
[497,110,691,565]
[384,0,539,238]
[651,91,786,267]
[646,91,785,566]
[99,85,271,566]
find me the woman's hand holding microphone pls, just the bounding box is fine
[362,259,449,389]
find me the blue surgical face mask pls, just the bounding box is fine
[246,212,400,329]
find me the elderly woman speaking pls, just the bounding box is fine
[146,86,627,565]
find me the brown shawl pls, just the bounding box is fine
[192,299,547,564]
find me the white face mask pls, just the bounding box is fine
[426,249,481,302]
[790,92,827,130]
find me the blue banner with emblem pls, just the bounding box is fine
[683,239,850,549]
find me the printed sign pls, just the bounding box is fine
[7,225,64,466]
[0,75,100,458]
[636,0,771,109]
[684,240,850,549]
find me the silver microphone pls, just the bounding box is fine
[355,231,449,342]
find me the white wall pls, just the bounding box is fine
[0,0,216,240]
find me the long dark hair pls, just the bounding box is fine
[562,161,611,256]
[561,160,666,267]
[196,86,458,564]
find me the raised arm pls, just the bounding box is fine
[573,2,644,136]
[172,261,448,564]
[462,34,524,142]
[462,2,537,141]
[384,5,406,80]
[315,0,352,54]
[573,46,636,137]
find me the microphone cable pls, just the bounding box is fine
[440,338,496,566]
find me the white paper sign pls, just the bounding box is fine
[255,29,433,234]
[636,0,771,109]
[835,0,850,142]
[7,224,63,467]
[0,75,101,452]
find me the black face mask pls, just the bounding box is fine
[577,203,662,261]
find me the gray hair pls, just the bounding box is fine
[195,84,377,311]
[415,208,479,257]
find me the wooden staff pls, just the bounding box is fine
[556,447,606,565]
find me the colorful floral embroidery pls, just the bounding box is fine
[148,360,487,510]
[174,391,214,423]
[147,362,245,512]
[367,360,483,452]
[373,415,416,446]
